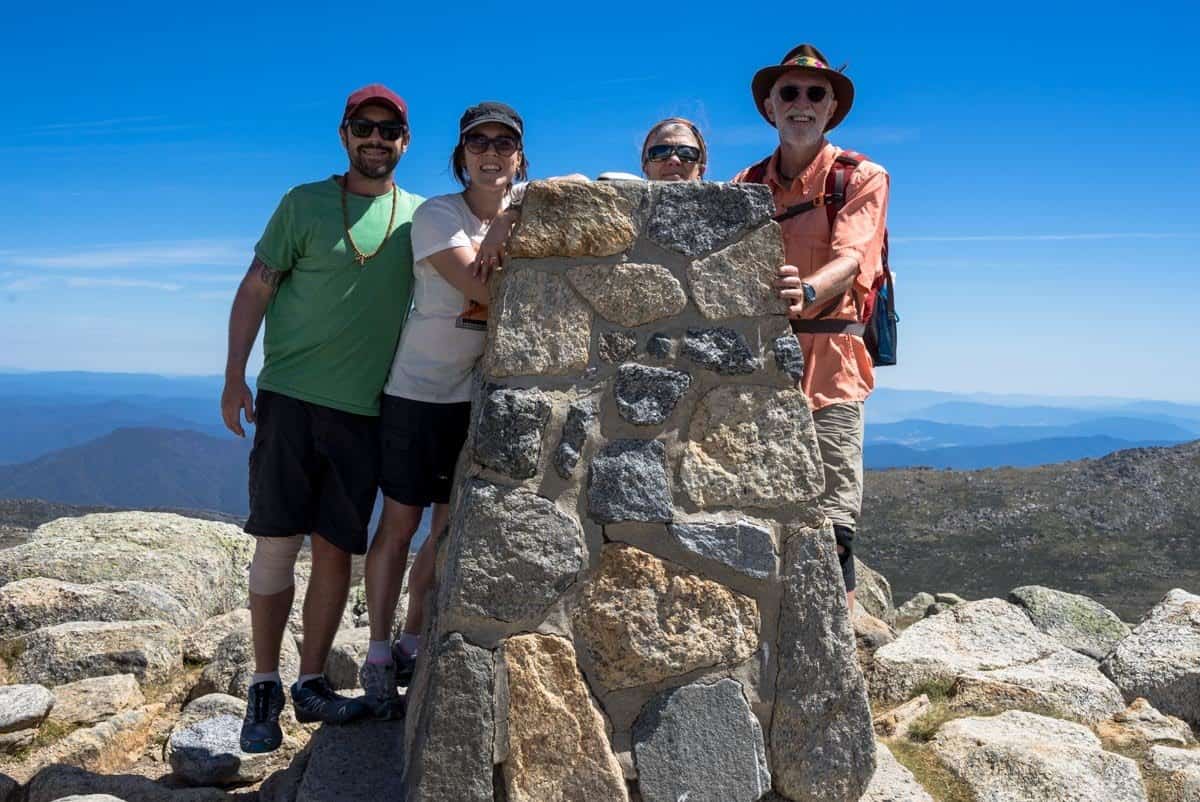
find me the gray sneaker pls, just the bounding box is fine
[358,661,406,720]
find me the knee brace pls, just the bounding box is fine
[248,535,305,595]
[833,524,856,592]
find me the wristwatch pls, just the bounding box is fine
[801,282,817,307]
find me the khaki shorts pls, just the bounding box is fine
[812,402,865,530]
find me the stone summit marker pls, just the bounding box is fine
[404,180,875,802]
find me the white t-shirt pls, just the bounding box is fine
[384,193,505,403]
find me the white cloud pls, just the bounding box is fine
[1,276,46,292]
[66,277,182,291]
[0,240,250,270]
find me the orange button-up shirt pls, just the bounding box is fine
[733,141,890,410]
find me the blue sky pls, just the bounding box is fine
[1,1,1197,400]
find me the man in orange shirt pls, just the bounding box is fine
[734,44,890,611]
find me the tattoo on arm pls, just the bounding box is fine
[251,258,283,292]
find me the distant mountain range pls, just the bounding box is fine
[0,427,250,516]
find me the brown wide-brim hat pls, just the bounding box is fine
[751,43,855,131]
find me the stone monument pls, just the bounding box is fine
[403,180,875,802]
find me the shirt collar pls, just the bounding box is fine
[765,140,837,195]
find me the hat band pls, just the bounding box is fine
[788,56,828,69]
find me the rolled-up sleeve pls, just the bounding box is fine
[831,165,889,293]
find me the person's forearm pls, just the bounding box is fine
[805,255,860,308]
[225,261,276,379]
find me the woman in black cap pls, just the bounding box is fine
[361,102,528,716]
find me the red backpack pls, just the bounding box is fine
[744,150,897,366]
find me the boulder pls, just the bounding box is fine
[11,620,182,688]
[325,626,370,690]
[936,593,967,606]
[0,512,252,620]
[861,742,935,802]
[165,714,276,786]
[0,683,53,754]
[0,683,54,734]
[1102,589,1200,725]
[473,386,552,479]
[0,577,196,637]
[873,694,931,739]
[871,598,1063,703]
[854,609,896,659]
[932,711,1148,802]
[1097,698,1197,749]
[951,648,1126,724]
[37,704,163,775]
[895,592,935,629]
[182,694,245,721]
[25,763,232,802]
[191,622,300,701]
[855,559,896,626]
[183,609,251,665]
[1009,585,1131,659]
[48,674,144,727]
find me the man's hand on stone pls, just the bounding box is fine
[776,264,806,318]
[221,378,256,438]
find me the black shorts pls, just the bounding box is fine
[379,395,471,507]
[245,389,380,555]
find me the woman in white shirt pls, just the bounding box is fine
[359,102,527,716]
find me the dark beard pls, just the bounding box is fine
[350,145,399,179]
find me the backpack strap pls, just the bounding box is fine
[743,155,771,185]
[790,150,869,336]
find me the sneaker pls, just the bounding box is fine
[359,661,406,720]
[290,676,370,725]
[392,640,418,687]
[240,680,284,753]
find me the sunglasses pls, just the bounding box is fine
[645,144,702,163]
[778,84,829,103]
[345,119,407,141]
[463,133,520,156]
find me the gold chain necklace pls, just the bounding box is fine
[341,175,398,266]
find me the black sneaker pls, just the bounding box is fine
[392,640,418,687]
[240,680,284,753]
[290,676,370,725]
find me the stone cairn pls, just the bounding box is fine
[403,180,875,802]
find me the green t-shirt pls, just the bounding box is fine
[254,177,423,416]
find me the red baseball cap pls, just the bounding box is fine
[342,84,408,124]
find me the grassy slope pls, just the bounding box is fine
[860,440,1200,622]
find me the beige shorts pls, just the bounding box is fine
[812,402,865,530]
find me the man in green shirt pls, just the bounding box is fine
[220,84,423,752]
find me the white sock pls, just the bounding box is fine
[297,673,323,687]
[367,639,393,665]
[250,671,281,687]
[395,632,420,657]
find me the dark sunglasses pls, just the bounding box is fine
[345,119,407,140]
[778,84,829,103]
[645,144,702,163]
[463,133,520,156]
